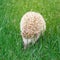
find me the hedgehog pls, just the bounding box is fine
[20,11,46,49]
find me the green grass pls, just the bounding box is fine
[0,0,60,60]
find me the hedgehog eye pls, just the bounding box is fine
[34,33,37,37]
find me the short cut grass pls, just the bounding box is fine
[0,0,60,60]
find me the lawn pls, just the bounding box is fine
[0,0,60,60]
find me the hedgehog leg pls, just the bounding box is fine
[24,43,27,49]
[22,38,28,49]
[23,38,32,49]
